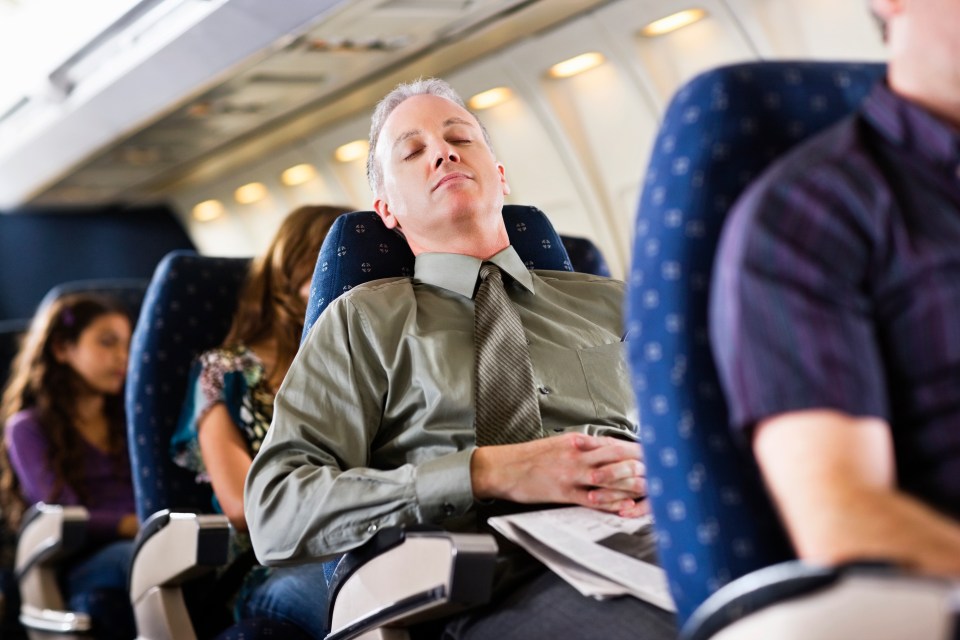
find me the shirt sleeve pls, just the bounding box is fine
[6,412,123,541]
[244,294,476,566]
[171,349,249,482]
[5,412,78,506]
[709,159,890,439]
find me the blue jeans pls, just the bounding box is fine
[60,540,136,640]
[240,562,330,639]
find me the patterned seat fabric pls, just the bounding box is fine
[126,250,249,520]
[304,205,573,334]
[561,235,612,277]
[626,61,886,625]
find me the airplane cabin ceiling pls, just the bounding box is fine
[0,0,611,209]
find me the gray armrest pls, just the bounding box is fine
[683,561,956,640]
[15,503,92,635]
[129,510,230,640]
[327,528,499,640]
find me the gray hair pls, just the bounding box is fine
[366,77,495,196]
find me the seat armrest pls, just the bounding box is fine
[682,561,956,640]
[326,528,499,640]
[129,510,230,640]
[15,503,92,634]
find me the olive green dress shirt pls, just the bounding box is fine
[245,245,637,565]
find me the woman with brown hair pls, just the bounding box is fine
[1,293,137,639]
[172,204,349,638]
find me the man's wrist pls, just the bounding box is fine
[470,446,501,500]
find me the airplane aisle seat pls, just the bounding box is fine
[628,60,957,639]
[302,206,573,640]
[8,280,147,639]
[124,251,310,640]
[560,235,612,277]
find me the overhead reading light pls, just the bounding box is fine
[234,182,267,205]
[468,87,513,110]
[548,52,606,79]
[640,8,707,37]
[335,140,369,163]
[192,199,225,222]
[281,163,317,186]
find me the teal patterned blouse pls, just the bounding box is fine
[171,344,274,618]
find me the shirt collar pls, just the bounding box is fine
[862,80,960,176]
[413,245,535,299]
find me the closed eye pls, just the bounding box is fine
[403,147,424,160]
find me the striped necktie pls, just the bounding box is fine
[473,262,543,446]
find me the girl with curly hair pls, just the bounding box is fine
[1,292,136,639]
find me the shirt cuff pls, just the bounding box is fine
[414,448,476,521]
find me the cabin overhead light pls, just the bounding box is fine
[335,140,369,163]
[234,182,267,205]
[192,199,225,222]
[547,52,606,79]
[281,163,317,186]
[468,87,513,110]
[640,8,707,37]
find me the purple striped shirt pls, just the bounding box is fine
[711,81,960,519]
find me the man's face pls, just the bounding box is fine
[874,0,960,83]
[372,94,510,255]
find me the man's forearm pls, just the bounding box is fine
[755,410,960,577]
[789,484,960,576]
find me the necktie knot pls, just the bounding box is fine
[478,262,502,286]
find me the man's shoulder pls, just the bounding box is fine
[731,112,887,232]
[533,269,622,286]
[321,276,415,322]
[759,113,868,188]
[749,113,881,202]
[533,270,624,294]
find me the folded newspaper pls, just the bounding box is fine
[487,506,676,612]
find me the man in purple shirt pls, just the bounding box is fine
[711,0,960,576]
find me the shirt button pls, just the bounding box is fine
[538,386,552,395]
[366,524,378,534]
[442,503,455,516]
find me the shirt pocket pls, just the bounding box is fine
[533,341,634,429]
[577,342,634,423]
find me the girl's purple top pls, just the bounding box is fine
[5,408,135,541]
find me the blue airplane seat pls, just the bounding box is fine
[304,204,573,334]
[627,61,958,639]
[37,278,149,318]
[302,205,573,640]
[125,250,310,640]
[560,235,612,277]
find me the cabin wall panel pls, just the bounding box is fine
[725,0,886,60]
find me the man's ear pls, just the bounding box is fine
[373,198,399,230]
[497,162,511,196]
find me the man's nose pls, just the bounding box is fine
[435,147,460,168]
